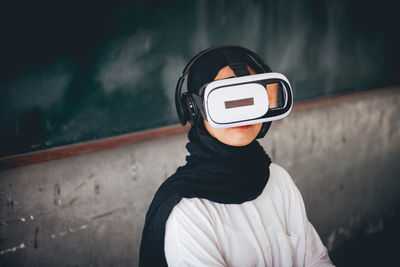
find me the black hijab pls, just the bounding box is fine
[139,123,271,266]
[139,47,272,266]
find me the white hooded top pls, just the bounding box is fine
[164,163,334,267]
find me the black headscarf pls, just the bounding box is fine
[139,47,272,266]
[187,47,265,94]
[139,123,271,266]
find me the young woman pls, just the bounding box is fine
[139,46,333,266]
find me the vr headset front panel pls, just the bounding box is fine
[207,83,269,124]
[202,73,293,128]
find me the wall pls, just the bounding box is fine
[1,88,399,266]
[2,0,400,157]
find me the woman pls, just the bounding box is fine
[139,46,333,266]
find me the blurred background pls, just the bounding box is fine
[0,0,399,266]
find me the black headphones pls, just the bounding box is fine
[175,45,272,138]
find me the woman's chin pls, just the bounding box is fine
[204,120,262,146]
[217,133,254,146]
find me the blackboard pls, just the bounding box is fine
[1,0,399,157]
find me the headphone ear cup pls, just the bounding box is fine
[176,77,188,125]
[181,93,198,125]
[180,93,190,125]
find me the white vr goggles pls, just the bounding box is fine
[175,45,293,130]
[193,72,293,128]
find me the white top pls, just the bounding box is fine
[164,163,334,267]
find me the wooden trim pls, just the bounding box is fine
[293,86,399,111]
[0,86,398,171]
[0,124,190,170]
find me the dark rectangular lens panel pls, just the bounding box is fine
[267,82,285,109]
[225,97,254,109]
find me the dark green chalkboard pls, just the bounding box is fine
[1,0,399,157]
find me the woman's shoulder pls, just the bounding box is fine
[167,197,216,226]
[268,163,296,187]
[255,163,299,204]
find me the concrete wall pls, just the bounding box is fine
[1,88,399,266]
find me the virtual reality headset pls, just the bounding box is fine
[175,45,293,131]
[191,72,293,128]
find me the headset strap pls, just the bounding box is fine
[222,50,250,77]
